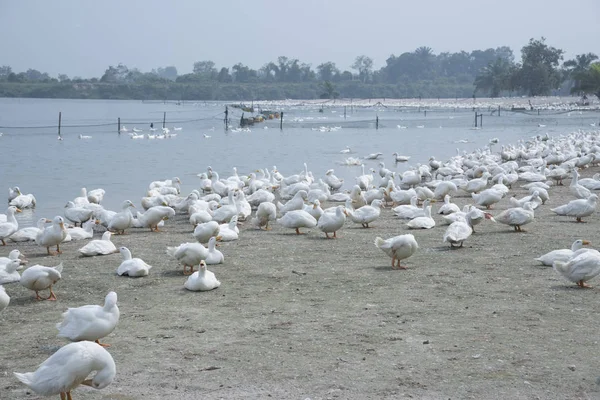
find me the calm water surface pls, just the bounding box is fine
[1,98,598,227]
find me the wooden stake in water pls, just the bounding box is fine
[58,112,62,137]
[118,117,121,134]
[376,115,379,130]
[280,112,284,130]
[163,112,166,129]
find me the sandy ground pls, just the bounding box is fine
[2,168,600,400]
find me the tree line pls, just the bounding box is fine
[0,38,598,101]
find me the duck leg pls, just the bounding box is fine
[295,228,301,235]
[67,392,73,400]
[333,231,338,238]
[47,286,57,301]
[35,291,45,300]
[396,258,407,270]
[60,393,66,400]
[95,339,111,348]
[1,239,5,246]
[56,244,62,254]
[578,280,592,288]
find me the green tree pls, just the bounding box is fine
[474,58,514,97]
[153,66,178,81]
[514,37,564,96]
[193,60,217,79]
[571,63,600,100]
[351,55,374,83]
[317,62,339,81]
[563,53,598,93]
[217,67,232,83]
[319,81,339,99]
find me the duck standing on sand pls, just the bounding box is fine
[374,234,418,269]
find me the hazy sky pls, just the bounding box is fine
[2,0,599,78]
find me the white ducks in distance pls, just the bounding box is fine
[184,260,221,291]
[56,291,120,347]
[117,247,152,277]
[374,234,418,269]
[20,262,63,300]
[14,341,116,399]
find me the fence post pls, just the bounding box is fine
[376,115,379,130]
[118,117,121,134]
[163,112,166,129]
[280,112,284,130]
[479,114,483,128]
[224,106,229,130]
[58,112,62,138]
[474,111,478,128]
[498,105,501,116]
[344,106,346,119]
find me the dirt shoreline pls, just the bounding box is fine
[2,167,600,400]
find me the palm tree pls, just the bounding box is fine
[564,53,598,93]
[474,58,513,97]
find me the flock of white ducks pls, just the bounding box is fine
[4,128,600,397]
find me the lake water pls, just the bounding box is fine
[1,97,598,227]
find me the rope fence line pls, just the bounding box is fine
[0,112,226,130]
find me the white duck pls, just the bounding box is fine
[184,260,221,291]
[570,170,592,199]
[406,205,435,229]
[72,188,90,207]
[0,249,27,267]
[166,242,209,275]
[437,195,460,215]
[509,191,543,210]
[135,206,175,232]
[551,194,598,222]
[392,152,410,162]
[116,247,152,277]
[108,200,135,234]
[347,199,383,228]
[36,216,67,255]
[251,202,277,230]
[0,285,9,312]
[472,188,504,209]
[14,341,116,399]
[64,201,94,227]
[317,205,347,239]
[303,199,324,221]
[205,236,224,265]
[494,202,535,232]
[56,291,120,347]
[78,231,117,256]
[87,188,105,204]
[535,239,591,266]
[392,196,419,218]
[20,262,63,300]
[443,215,475,249]
[553,250,600,288]
[0,259,23,284]
[8,186,21,202]
[323,169,344,191]
[374,234,418,269]
[277,210,317,235]
[217,215,239,241]
[0,206,20,245]
[9,192,36,209]
[193,221,220,243]
[212,190,241,223]
[277,190,308,215]
[66,219,96,241]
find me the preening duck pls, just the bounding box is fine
[374,234,418,269]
